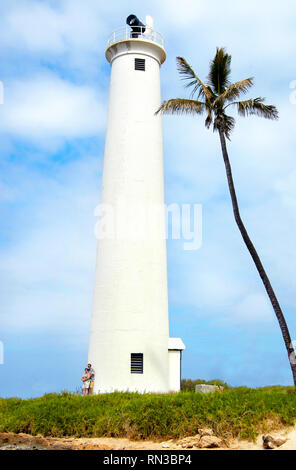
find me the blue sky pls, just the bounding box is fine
[0,0,296,398]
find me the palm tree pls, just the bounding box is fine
[156,48,296,389]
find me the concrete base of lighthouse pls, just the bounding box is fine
[89,333,169,394]
[88,336,185,394]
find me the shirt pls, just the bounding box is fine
[88,367,95,381]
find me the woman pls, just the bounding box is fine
[81,368,91,396]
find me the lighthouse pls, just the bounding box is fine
[88,15,185,394]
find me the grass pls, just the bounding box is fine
[1,385,295,441]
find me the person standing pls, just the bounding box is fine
[81,368,91,396]
[87,363,95,395]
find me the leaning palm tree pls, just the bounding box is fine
[156,48,296,389]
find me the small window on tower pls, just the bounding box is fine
[135,58,145,71]
[131,353,144,373]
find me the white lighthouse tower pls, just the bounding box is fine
[88,15,185,394]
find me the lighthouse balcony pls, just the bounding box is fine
[107,26,165,49]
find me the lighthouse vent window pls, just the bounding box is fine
[135,58,145,71]
[131,353,144,373]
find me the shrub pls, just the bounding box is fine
[1,385,295,441]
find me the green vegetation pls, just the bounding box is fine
[1,385,295,441]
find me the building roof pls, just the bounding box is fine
[168,337,186,351]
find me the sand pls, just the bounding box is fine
[1,427,296,450]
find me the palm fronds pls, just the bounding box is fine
[236,97,279,120]
[157,48,278,137]
[155,99,205,116]
[176,57,213,101]
[214,78,254,106]
[207,48,232,95]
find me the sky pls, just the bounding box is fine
[0,0,296,398]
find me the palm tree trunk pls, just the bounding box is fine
[218,129,296,389]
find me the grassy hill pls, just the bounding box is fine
[1,384,295,441]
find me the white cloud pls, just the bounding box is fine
[154,0,205,28]
[0,155,101,332]
[0,0,109,56]
[0,74,105,143]
[275,170,296,208]
[230,293,274,326]
[5,2,65,54]
[0,0,294,76]
[157,0,295,74]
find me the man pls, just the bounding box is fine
[87,363,95,395]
